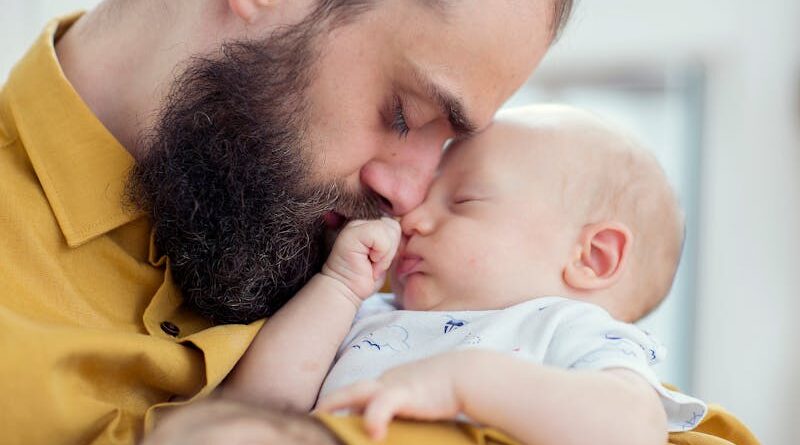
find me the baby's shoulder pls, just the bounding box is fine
[509,297,649,340]
[507,296,616,321]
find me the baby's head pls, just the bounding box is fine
[391,105,683,322]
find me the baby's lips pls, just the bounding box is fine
[394,254,423,279]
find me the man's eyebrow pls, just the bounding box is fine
[411,68,478,138]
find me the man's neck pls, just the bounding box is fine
[53,1,231,159]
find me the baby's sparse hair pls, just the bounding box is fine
[499,105,685,321]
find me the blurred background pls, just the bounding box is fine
[2,1,798,443]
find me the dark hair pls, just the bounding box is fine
[313,0,576,43]
[550,0,575,42]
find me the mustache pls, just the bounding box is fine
[308,181,384,221]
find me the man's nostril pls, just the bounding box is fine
[378,195,393,214]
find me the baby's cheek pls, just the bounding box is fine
[463,244,497,272]
[461,254,494,281]
[460,254,482,273]
[445,243,494,289]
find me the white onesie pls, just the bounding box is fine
[319,294,707,432]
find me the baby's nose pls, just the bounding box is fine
[400,205,433,237]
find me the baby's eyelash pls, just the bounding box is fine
[391,95,410,139]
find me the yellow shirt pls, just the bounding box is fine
[0,15,262,445]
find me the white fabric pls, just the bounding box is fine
[319,294,707,432]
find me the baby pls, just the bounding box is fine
[224,105,707,445]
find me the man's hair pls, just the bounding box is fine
[314,0,575,43]
[550,0,574,42]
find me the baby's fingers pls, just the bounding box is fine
[363,389,409,441]
[376,218,401,271]
[366,218,401,277]
[316,380,380,413]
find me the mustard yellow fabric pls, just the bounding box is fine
[1,14,759,445]
[318,404,761,445]
[0,15,262,445]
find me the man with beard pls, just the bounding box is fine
[0,1,570,443]
[0,1,754,444]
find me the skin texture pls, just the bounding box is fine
[392,105,683,321]
[301,0,551,214]
[226,105,679,444]
[391,119,576,311]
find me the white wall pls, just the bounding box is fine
[0,0,100,80]
[533,2,800,443]
[2,1,799,443]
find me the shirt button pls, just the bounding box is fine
[160,321,180,337]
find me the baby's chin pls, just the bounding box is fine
[390,283,410,309]
[390,275,424,310]
[392,287,425,311]
[393,285,450,312]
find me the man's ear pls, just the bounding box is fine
[228,0,274,24]
[563,222,632,291]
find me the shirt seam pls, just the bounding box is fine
[0,136,18,150]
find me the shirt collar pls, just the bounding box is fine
[2,14,142,247]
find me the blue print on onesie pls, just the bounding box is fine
[350,325,410,352]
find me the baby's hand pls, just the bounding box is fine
[321,217,401,303]
[316,353,462,441]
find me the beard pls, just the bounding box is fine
[125,24,381,325]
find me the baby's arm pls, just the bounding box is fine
[318,349,666,445]
[221,218,401,411]
[455,350,667,445]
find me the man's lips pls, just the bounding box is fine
[395,254,423,280]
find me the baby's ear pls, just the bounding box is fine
[562,222,632,291]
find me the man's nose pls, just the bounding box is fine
[359,140,442,216]
[360,165,433,216]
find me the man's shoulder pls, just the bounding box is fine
[0,79,18,148]
[0,133,53,237]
